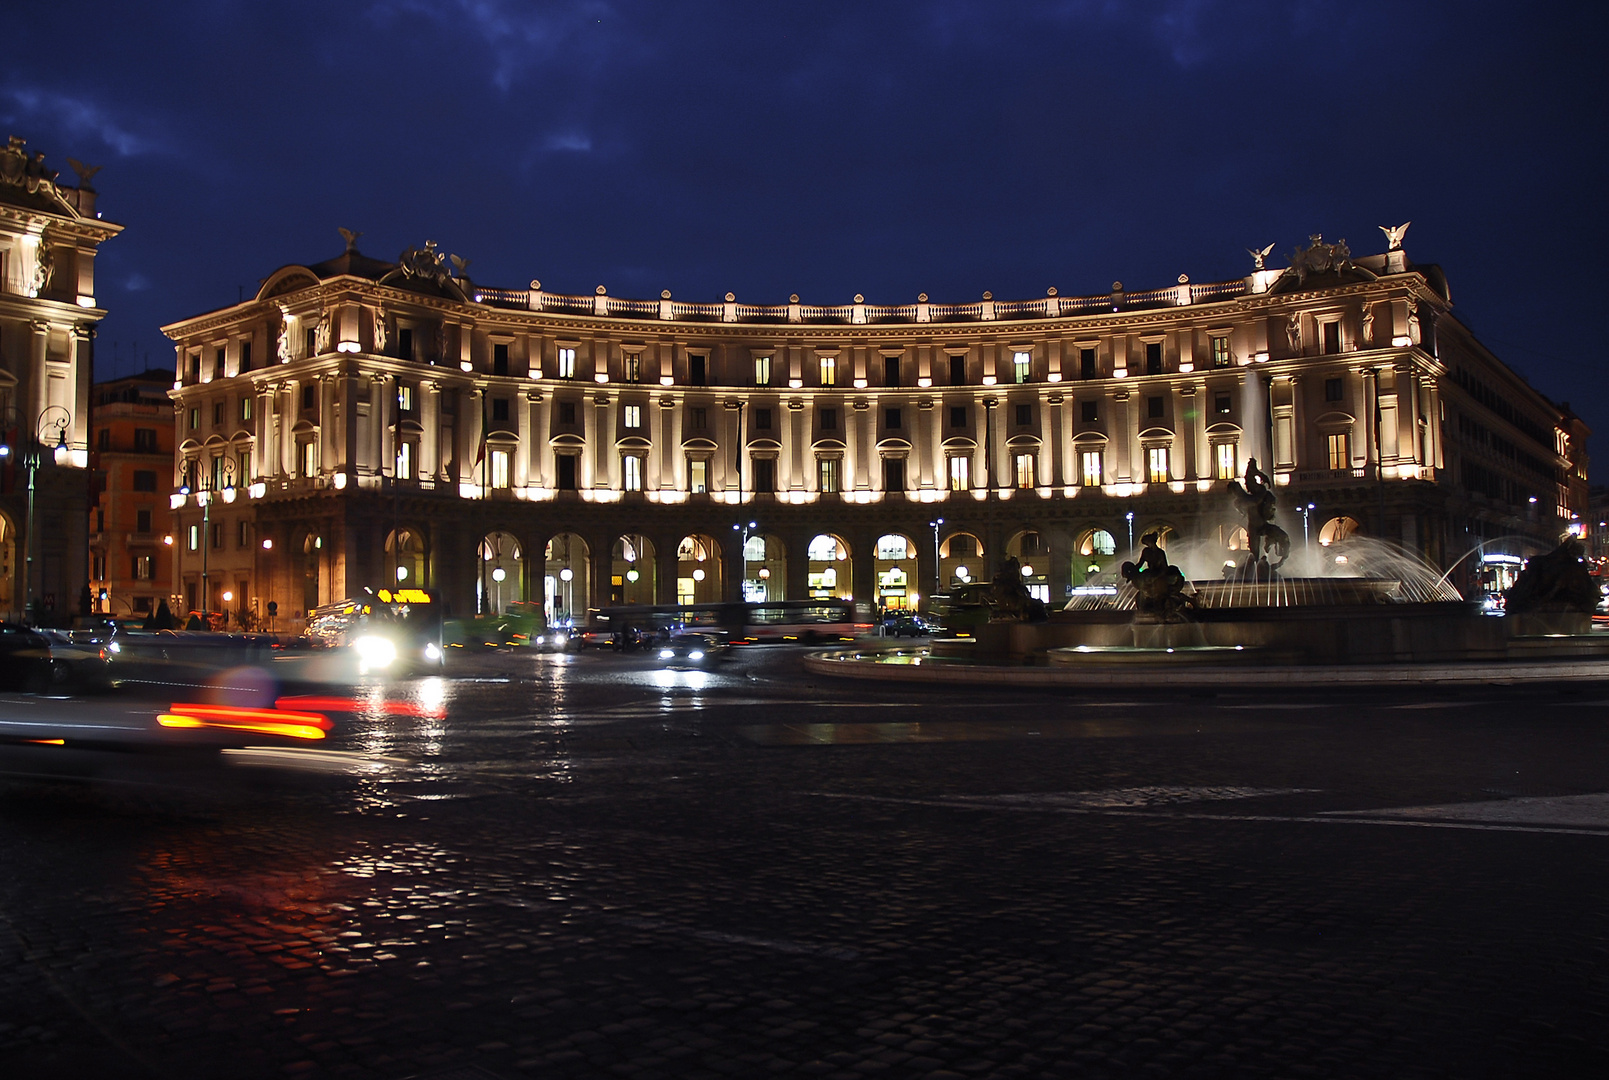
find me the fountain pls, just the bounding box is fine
[807,463,1609,687]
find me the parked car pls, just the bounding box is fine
[0,623,56,691]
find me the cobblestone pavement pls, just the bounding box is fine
[2,649,1608,1079]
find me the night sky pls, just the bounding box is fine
[8,2,1606,445]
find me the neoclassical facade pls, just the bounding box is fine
[161,229,1584,626]
[0,136,120,622]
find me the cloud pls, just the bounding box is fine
[0,85,159,157]
[367,0,621,91]
[124,273,151,292]
[543,132,592,153]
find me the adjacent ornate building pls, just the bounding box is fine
[0,136,120,622]
[160,228,1585,627]
[89,369,175,617]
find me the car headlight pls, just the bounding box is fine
[108,640,121,654]
[355,635,397,670]
[424,642,442,661]
[658,648,675,660]
[688,650,705,661]
[535,635,545,645]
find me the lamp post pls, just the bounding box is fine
[1125,511,1135,554]
[733,519,757,601]
[179,455,235,626]
[929,517,944,600]
[0,406,72,623]
[1302,502,1315,547]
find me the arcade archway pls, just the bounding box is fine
[874,533,919,610]
[611,534,656,605]
[544,533,589,624]
[807,533,852,600]
[676,534,723,604]
[477,531,524,614]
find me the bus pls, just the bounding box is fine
[305,587,445,672]
[577,600,874,648]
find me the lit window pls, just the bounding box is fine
[1014,453,1036,488]
[1216,442,1237,480]
[1013,351,1031,383]
[819,356,837,387]
[398,385,414,411]
[1211,336,1231,367]
[1148,446,1170,484]
[188,524,199,551]
[819,457,840,493]
[301,440,318,477]
[490,449,510,489]
[1328,432,1350,470]
[1081,451,1103,487]
[623,454,644,491]
[397,441,413,480]
[624,353,641,383]
[948,455,970,491]
[240,397,253,422]
[623,405,642,429]
[754,356,771,386]
[557,347,577,379]
[689,459,708,494]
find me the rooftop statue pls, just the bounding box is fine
[1227,458,1291,574]
[1286,234,1355,285]
[1247,243,1275,271]
[1122,531,1193,623]
[1379,221,1411,251]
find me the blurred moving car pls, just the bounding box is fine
[37,628,114,690]
[885,612,941,638]
[656,632,730,667]
[0,623,54,691]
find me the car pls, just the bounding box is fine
[886,612,941,638]
[0,623,56,691]
[37,628,115,690]
[655,632,730,667]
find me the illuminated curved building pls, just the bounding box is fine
[161,231,1585,625]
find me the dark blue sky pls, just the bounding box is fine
[9,2,1607,441]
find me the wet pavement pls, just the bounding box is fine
[2,647,1608,1079]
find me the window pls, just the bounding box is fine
[1081,451,1103,487]
[1322,321,1341,354]
[557,347,577,379]
[948,455,970,491]
[1211,336,1231,368]
[1080,347,1097,380]
[820,408,838,431]
[884,356,900,386]
[819,356,837,387]
[1215,392,1232,415]
[133,554,155,580]
[1147,446,1170,484]
[188,407,200,431]
[688,354,706,385]
[949,355,966,385]
[238,395,252,423]
[493,342,509,376]
[624,353,642,383]
[213,401,224,425]
[623,453,644,491]
[490,449,510,488]
[1014,453,1036,488]
[239,340,252,373]
[491,398,509,423]
[1148,396,1164,420]
[690,406,706,431]
[1145,341,1163,375]
[302,384,315,411]
[305,328,317,356]
[211,455,226,490]
[1013,351,1031,383]
[397,440,413,480]
[883,458,904,492]
[754,408,772,431]
[1328,432,1350,470]
[188,524,199,551]
[1216,442,1237,480]
[754,356,772,386]
[133,469,157,492]
[949,405,968,428]
[135,428,158,452]
[397,327,413,360]
[1324,377,1344,402]
[1014,404,1031,426]
[1081,400,1098,423]
[558,402,576,425]
[211,522,224,550]
[398,384,414,412]
[98,429,110,450]
[557,455,578,490]
[237,520,249,547]
[623,404,642,430]
[689,458,708,493]
[753,458,775,493]
[818,457,840,493]
[301,439,318,477]
[136,508,152,533]
[214,348,225,380]
[884,408,902,430]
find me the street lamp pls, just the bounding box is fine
[0,406,72,622]
[1125,511,1135,554]
[734,520,757,601]
[929,518,944,599]
[1302,502,1315,547]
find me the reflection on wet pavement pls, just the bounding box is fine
[740,715,1270,745]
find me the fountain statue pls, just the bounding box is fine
[985,556,1045,622]
[1506,539,1599,615]
[1121,531,1193,623]
[1226,457,1290,577]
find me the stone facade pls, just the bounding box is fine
[0,136,121,623]
[89,370,175,617]
[160,231,1583,627]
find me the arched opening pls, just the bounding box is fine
[385,528,427,588]
[806,533,852,600]
[477,531,524,615]
[1007,530,1050,603]
[611,534,656,605]
[1074,527,1118,583]
[939,531,985,590]
[302,532,326,614]
[0,512,15,617]
[874,533,919,611]
[545,533,589,625]
[740,534,785,602]
[676,534,723,605]
[1318,516,1362,546]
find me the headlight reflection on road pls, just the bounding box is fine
[648,668,712,692]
